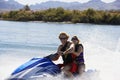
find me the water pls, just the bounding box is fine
[0,20,120,80]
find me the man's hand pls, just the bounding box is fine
[57,51,63,55]
[63,47,74,55]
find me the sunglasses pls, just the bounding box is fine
[59,37,67,40]
[71,38,78,41]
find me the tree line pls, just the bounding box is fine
[0,6,120,25]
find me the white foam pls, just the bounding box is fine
[84,42,120,80]
[0,54,29,80]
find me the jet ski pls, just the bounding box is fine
[8,57,61,80]
[8,54,98,80]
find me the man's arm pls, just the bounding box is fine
[63,43,75,55]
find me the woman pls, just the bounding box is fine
[71,36,85,75]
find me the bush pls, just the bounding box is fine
[1,7,120,25]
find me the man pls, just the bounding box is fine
[53,32,76,77]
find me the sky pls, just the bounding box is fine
[14,0,116,5]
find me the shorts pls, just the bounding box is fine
[69,62,78,73]
[57,62,78,73]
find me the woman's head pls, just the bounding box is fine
[71,36,80,44]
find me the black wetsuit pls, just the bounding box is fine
[60,41,73,65]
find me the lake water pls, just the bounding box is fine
[0,20,120,80]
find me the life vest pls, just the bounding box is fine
[74,44,84,63]
[60,41,74,65]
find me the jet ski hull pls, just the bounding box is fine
[8,58,61,80]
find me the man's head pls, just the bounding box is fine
[59,32,69,44]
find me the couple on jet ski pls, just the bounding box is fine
[49,32,85,78]
[8,32,85,80]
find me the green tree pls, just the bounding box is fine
[79,13,89,23]
[15,11,34,21]
[42,7,65,22]
[1,12,9,19]
[54,7,65,22]
[34,11,45,21]
[0,13,2,18]
[8,11,18,19]
[42,8,57,22]
[63,10,72,21]
[101,12,112,24]
[71,10,81,23]
[109,14,120,25]
[84,8,97,23]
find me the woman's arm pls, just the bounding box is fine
[73,46,83,56]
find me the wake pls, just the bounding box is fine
[31,70,100,80]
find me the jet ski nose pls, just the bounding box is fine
[8,58,61,80]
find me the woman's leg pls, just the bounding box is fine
[78,63,85,75]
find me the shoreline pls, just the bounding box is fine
[1,19,120,26]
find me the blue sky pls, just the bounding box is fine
[14,0,116,5]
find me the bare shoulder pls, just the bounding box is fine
[57,44,63,50]
[67,41,72,46]
[78,44,84,50]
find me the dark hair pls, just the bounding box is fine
[71,36,80,42]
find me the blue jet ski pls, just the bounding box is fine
[8,54,98,80]
[8,57,61,80]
